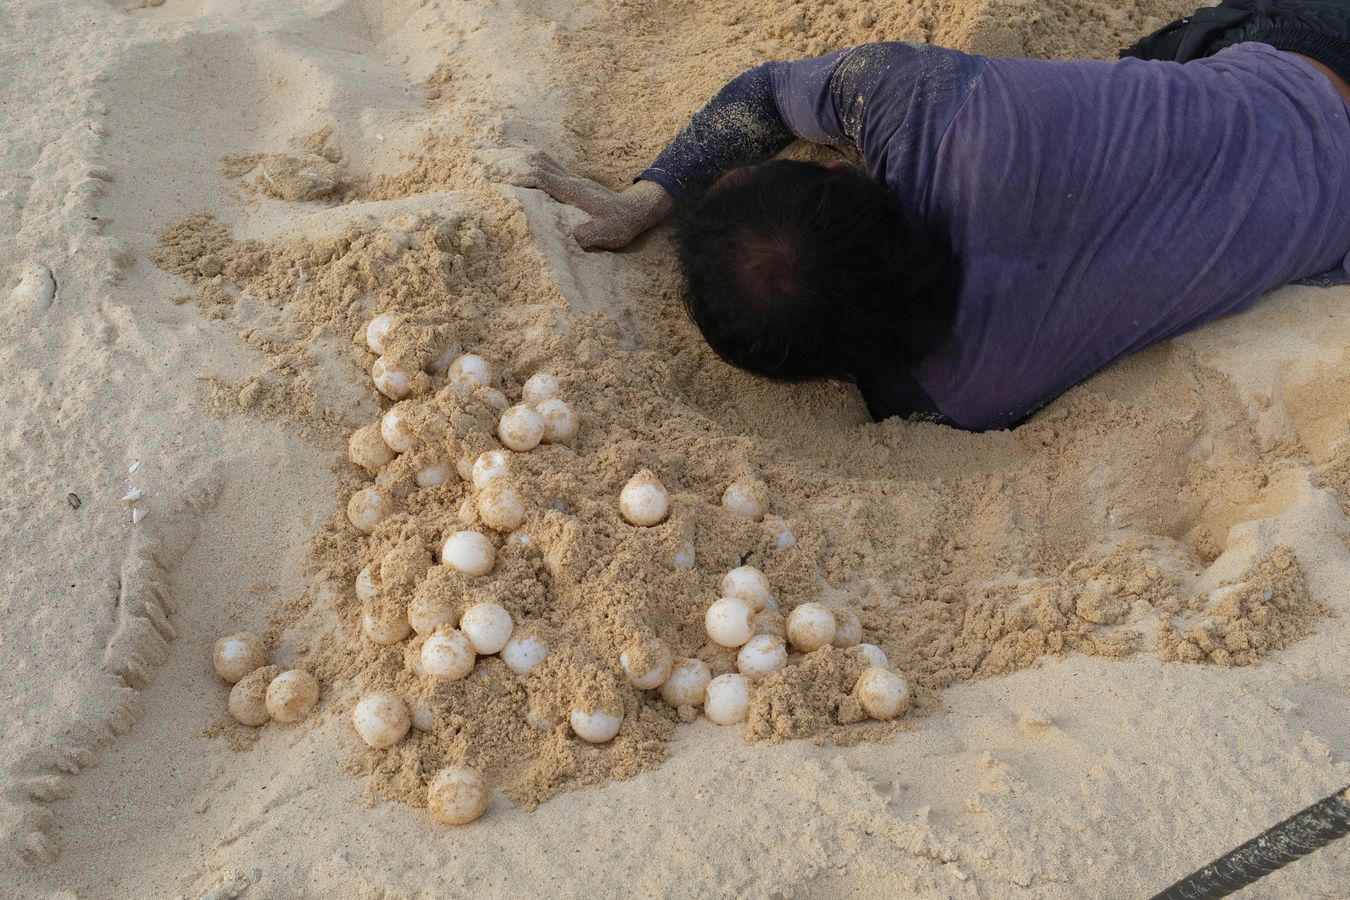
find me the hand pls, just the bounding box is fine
[509,151,676,250]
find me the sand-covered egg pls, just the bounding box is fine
[721,566,770,610]
[441,530,494,576]
[265,669,319,724]
[346,488,391,533]
[228,664,280,726]
[498,403,545,452]
[705,596,755,648]
[619,470,669,527]
[736,634,787,680]
[362,602,412,645]
[428,767,488,826]
[660,658,711,707]
[831,609,863,647]
[352,691,411,748]
[570,706,622,743]
[536,398,577,445]
[521,371,560,406]
[501,633,548,675]
[421,627,476,680]
[477,481,526,532]
[786,602,836,652]
[459,602,513,655]
[855,667,909,720]
[408,594,458,636]
[471,450,510,489]
[212,632,267,684]
[620,638,673,690]
[704,674,750,725]
[365,313,395,354]
[415,459,453,488]
[348,423,395,471]
[857,644,889,669]
[380,405,418,453]
[372,356,412,400]
[722,478,767,521]
[449,353,493,389]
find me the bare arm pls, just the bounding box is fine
[513,153,676,250]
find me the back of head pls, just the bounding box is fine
[676,159,956,384]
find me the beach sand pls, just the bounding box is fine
[2,0,1348,896]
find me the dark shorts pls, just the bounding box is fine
[1122,0,1350,84]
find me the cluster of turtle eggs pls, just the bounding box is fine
[214,632,320,728]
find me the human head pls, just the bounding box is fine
[676,159,956,384]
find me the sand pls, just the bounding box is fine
[3,0,1348,897]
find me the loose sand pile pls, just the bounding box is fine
[4,0,1348,896]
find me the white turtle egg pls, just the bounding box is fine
[501,634,548,675]
[620,638,673,690]
[265,669,320,724]
[347,488,391,533]
[619,470,669,527]
[480,387,510,412]
[352,692,411,749]
[440,531,494,576]
[228,665,278,726]
[459,602,513,655]
[704,674,750,725]
[471,450,510,489]
[449,353,492,389]
[429,343,460,376]
[536,399,577,445]
[408,595,458,636]
[497,403,545,452]
[456,497,478,525]
[672,541,696,570]
[365,313,395,354]
[410,700,437,732]
[372,356,413,401]
[857,643,890,669]
[855,667,910,720]
[705,596,755,648]
[380,405,418,453]
[721,566,770,610]
[736,634,788,680]
[477,482,526,532]
[763,516,796,549]
[786,602,836,652]
[427,767,488,826]
[831,609,863,648]
[659,658,711,707]
[348,423,395,471]
[722,478,767,521]
[569,706,622,743]
[355,566,378,602]
[522,372,560,406]
[212,632,267,684]
[415,459,453,488]
[421,628,476,680]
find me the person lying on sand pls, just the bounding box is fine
[521,0,1350,431]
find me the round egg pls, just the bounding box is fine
[704,674,750,725]
[459,602,513,655]
[497,403,545,452]
[736,634,787,680]
[521,371,560,406]
[355,566,378,602]
[857,643,890,669]
[751,608,787,638]
[429,342,460,377]
[620,638,673,690]
[228,665,279,727]
[786,602,836,652]
[415,459,453,488]
[421,628,476,680]
[212,632,267,684]
[408,594,457,635]
[536,399,577,445]
[346,488,390,533]
[570,706,622,743]
[362,602,412,645]
[501,633,548,675]
[721,566,770,610]
[365,313,395,354]
[449,354,492,389]
[705,596,755,648]
[410,700,437,733]
[763,516,797,549]
[440,531,494,576]
[264,670,319,724]
[471,450,510,489]
[372,356,412,401]
[659,658,711,707]
[722,479,767,521]
[831,609,863,648]
[855,667,910,720]
[348,423,395,472]
[619,470,669,527]
[427,767,488,826]
[380,406,418,453]
[477,482,526,532]
[352,692,411,749]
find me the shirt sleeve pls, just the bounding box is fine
[638,43,924,203]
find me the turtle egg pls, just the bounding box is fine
[831,609,863,648]
[408,595,458,635]
[501,634,548,675]
[372,357,412,400]
[365,313,395,354]
[449,353,492,389]
[410,701,437,732]
[228,665,279,726]
[704,674,750,725]
[522,372,560,406]
[705,596,755,648]
[722,479,767,521]
[421,628,476,680]
[355,566,378,602]
[265,670,319,724]
[471,450,510,488]
[673,541,696,570]
[855,667,910,720]
[737,634,787,680]
[380,406,418,453]
[429,343,459,376]
[751,608,787,638]
[660,658,711,707]
[348,423,395,471]
[620,638,673,690]
[362,603,412,645]
[857,643,890,669]
[352,691,411,748]
[480,387,510,412]
[459,602,513,655]
[763,516,796,549]
[536,399,577,445]
[786,602,836,652]
[212,632,267,684]
[570,706,622,743]
[428,767,488,826]
[347,488,391,533]
[415,460,453,488]
[440,531,494,576]
[721,566,770,610]
[477,482,526,532]
[619,470,669,527]
[497,404,545,452]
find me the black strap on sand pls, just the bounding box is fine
[1150,785,1350,899]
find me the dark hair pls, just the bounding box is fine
[676,159,957,384]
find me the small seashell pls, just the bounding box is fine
[120,487,142,503]
[132,507,147,524]
[128,461,141,475]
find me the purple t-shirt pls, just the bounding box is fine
[641,42,1350,430]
